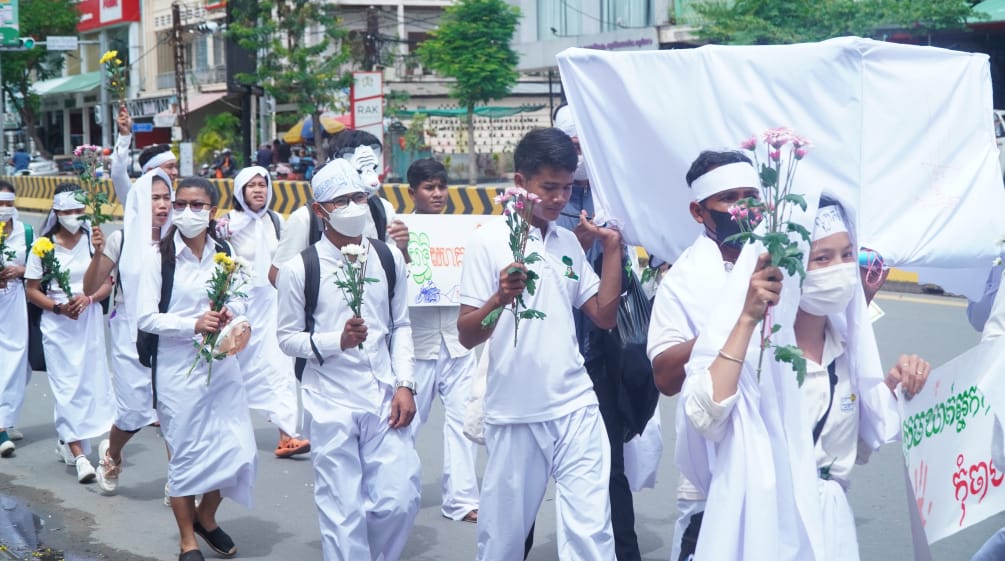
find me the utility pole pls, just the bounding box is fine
[363,5,378,71]
[172,2,189,141]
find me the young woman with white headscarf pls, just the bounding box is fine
[682,197,930,561]
[219,166,308,457]
[136,177,256,561]
[82,169,173,493]
[24,184,115,483]
[0,180,30,457]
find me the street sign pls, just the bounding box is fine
[0,0,18,46]
[131,122,153,133]
[46,35,77,51]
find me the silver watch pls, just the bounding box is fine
[395,380,416,395]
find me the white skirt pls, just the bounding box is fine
[41,305,115,443]
[156,338,257,507]
[0,284,29,428]
[109,307,157,431]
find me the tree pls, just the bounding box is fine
[418,0,521,184]
[195,113,241,167]
[693,0,980,45]
[1,0,78,157]
[228,0,353,156]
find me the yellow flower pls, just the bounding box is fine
[31,237,54,258]
[114,58,122,65]
[99,50,118,65]
[214,252,235,270]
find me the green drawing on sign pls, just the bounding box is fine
[408,231,433,285]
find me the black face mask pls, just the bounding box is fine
[706,208,746,249]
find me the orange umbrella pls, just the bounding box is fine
[282,112,351,143]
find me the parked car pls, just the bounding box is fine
[16,155,59,176]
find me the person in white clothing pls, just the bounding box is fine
[109,105,179,206]
[83,169,174,493]
[268,130,409,286]
[405,158,481,523]
[24,184,115,484]
[220,166,309,458]
[646,150,761,561]
[0,181,30,457]
[458,128,623,561]
[276,159,420,561]
[682,198,930,561]
[136,177,257,561]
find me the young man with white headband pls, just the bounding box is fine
[219,166,309,458]
[276,158,420,561]
[110,106,179,205]
[0,181,30,457]
[682,197,928,561]
[646,150,762,561]
[24,184,116,484]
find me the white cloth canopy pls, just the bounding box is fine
[556,37,1005,299]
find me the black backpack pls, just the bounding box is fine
[293,237,396,381]
[137,237,232,406]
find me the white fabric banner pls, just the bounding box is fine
[899,337,1005,544]
[557,37,1005,299]
[399,214,490,307]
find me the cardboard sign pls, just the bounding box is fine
[400,214,490,307]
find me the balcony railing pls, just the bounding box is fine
[156,66,227,91]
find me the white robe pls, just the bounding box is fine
[0,220,29,428]
[136,233,256,505]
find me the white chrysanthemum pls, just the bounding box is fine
[341,243,364,257]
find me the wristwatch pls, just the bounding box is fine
[52,303,62,315]
[395,380,416,395]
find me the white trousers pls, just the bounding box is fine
[670,498,705,561]
[303,388,422,561]
[477,404,614,561]
[414,344,480,519]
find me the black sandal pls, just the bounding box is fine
[193,521,237,558]
[178,550,205,561]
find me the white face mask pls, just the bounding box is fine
[325,201,368,237]
[573,155,590,182]
[173,207,211,238]
[58,214,84,234]
[799,261,860,316]
[0,206,16,223]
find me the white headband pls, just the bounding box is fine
[311,159,363,202]
[554,106,577,138]
[0,192,14,202]
[812,205,849,241]
[52,190,85,211]
[142,150,177,173]
[690,162,761,202]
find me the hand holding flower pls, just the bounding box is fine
[65,294,91,320]
[195,309,226,335]
[90,225,106,254]
[341,317,368,351]
[495,262,527,308]
[741,253,783,324]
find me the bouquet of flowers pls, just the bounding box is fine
[187,252,249,383]
[728,127,812,385]
[332,243,379,350]
[73,144,113,226]
[30,237,73,300]
[100,50,128,103]
[0,227,16,290]
[481,187,547,346]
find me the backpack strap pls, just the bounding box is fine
[308,205,324,245]
[812,360,839,445]
[267,210,281,239]
[294,245,323,381]
[368,197,388,242]
[23,223,33,252]
[368,237,396,330]
[149,247,176,408]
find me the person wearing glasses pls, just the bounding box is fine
[83,169,174,494]
[136,177,256,561]
[24,184,116,483]
[217,166,309,458]
[276,159,419,561]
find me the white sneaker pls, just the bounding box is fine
[55,440,75,465]
[0,439,13,458]
[164,482,171,507]
[7,428,23,441]
[96,439,120,494]
[75,457,96,484]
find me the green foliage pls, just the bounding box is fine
[773,343,808,387]
[417,0,521,107]
[195,114,241,166]
[228,0,353,152]
[694,0,980,45]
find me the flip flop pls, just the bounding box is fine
[462,509,478,524]
[193,521,237,558]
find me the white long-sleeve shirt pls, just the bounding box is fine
[110,133,132,207]
[276,236,414,411]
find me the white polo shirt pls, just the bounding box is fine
[459,217,599,424]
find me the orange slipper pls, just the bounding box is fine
[274,437,311,458]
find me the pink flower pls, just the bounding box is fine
[792,135,812,149]
[794,148,808,160]
[769,150,781,162]
[503,208,512,216]
[739,208,749,219]
[505,187,525,198]
[762,126,795,149]
[493,194,506,205]
[515,200,525,210]
[740,135,757,151]
[728,206,740,218]
[526,193,542,203]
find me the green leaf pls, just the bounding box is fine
[781,193,808,211]
[481,307,503,329]
[506,265,524,276]
[524,252,543,265]
[518,309,546,320]
[760,164,778,187]
[771,323,781,334]
[786,222,812,244]
[723,232,754,246]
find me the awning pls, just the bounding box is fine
[44,71,102,96]
[153,92,227,128]
[393,105,546,119]
[971,0,1005,25]
[31,75,73,96]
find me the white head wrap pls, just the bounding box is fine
[120,168,174,340]
[0,192,14,202]
[811,204,849,241]
[229,166,275,287]
[554,106,577,138]
[233,166,273,218]
[141,150,177,173]
[689,162,761,202]
[43,189,86,233]
[312,159,364,202]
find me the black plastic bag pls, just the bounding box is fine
[27,301,45,372]
[611,268,658,442]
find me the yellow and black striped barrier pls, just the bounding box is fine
[2,175,505,217]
